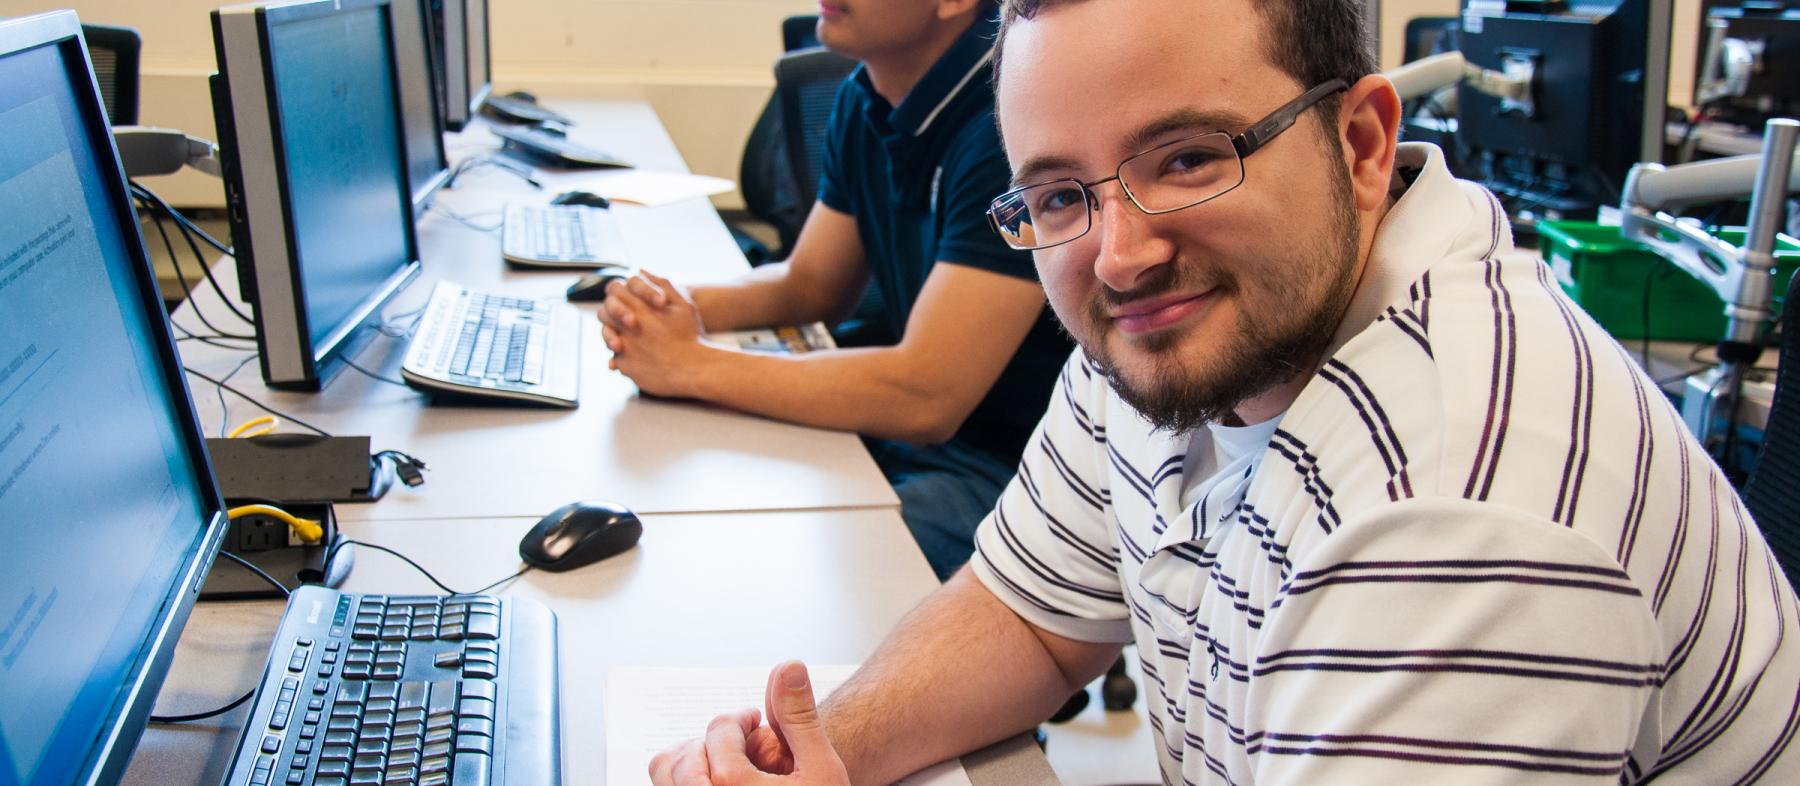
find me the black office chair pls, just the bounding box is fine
[81,23,140,126]
[1742,271,1800,590]
[782,14,821,52]
[728,16,836,265]
[772,46,896,346]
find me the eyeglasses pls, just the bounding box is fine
[986,79,1349,251]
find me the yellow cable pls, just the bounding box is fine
[226,504,324,544]
[227,416,278,439]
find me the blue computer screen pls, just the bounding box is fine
[267,6,412,350]
[0,40,213,786]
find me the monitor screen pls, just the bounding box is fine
[0,12,224,785]
[265,5,415,351]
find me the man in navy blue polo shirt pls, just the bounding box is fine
[596,0,1071,580]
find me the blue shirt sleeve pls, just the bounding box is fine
[934,120,1039,283]
[815,79,859,216]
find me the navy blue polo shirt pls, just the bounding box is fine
[816,12,1072,464]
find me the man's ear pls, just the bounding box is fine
[1339,75,1402,213]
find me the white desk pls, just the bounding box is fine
[121,510,1056,786]
[172,100,899,519]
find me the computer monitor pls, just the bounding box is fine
[431,0,490,132]
[1453,0,1672,225]
[0,10,229,784]
[393,0,451,213]
[210,0,423,391]
[1695,1,1800,130]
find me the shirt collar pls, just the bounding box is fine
[852,12,998,139]
[1325,142,1512,358]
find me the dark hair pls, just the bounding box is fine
[995,0,1375,95]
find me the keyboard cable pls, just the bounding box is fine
[148,550,289,724]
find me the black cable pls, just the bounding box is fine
[218,548,293,597]
[147,551,290,724]
[340,356,412,388]
[427,202,502,233]
[143,190,234,256]
[138,194,254,340]
[324,538,528,596]
[184,365,332,437]
[217,353,261,437]
[150,687,256,724]
[132,182,257,327]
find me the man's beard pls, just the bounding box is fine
[1079,165,1363,435]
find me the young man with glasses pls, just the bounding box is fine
[598,0,1071,582]
[648,1,1800,784]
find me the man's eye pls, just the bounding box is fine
[1032,187,1084,214]
[1162,148,1224,176]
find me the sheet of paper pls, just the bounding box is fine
[605,666,973,786]
[580,170,736,207]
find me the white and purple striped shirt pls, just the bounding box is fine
[972,144,1800,785]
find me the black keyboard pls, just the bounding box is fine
[481,94,572,127]
[221,586,561,786]
[490,125,630,169]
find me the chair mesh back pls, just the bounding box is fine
[1744,271,1800,591]
[80,24,140,126]
[774,48,856,207]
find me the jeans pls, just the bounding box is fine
[866,437,1016,581]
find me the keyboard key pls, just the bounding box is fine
[454,718,492,739]
[353,753,386,771]
[318,759,351,777]
[336,682,368,704]
[325,732,357,747]
[399,682,428,712]
[454,732,492,756]
[458,698,495,722]
[451,752,491,786]
[261,735,282,754]
[300,725,318,740]
[465,614,500,641]
[462,661,497,680]
[350,770,384,786]
[459,681,496,703]
[371,682,401,702]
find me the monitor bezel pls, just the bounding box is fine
[214,0,423,389]
[0,11,230,786]
[393,0,451,214]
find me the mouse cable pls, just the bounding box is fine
[324,538,529,597]
[183,365,332,437]
[148,551,290,724]
[130,182,257,329]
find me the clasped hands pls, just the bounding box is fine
[595,269,712,397]
[648,661,851,786]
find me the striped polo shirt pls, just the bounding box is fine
[972,144,1800,784]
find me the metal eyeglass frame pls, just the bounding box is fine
[986,79,1350,251]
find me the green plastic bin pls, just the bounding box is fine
[1537,221,1800,342]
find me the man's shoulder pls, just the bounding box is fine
[1276,248,1713,542]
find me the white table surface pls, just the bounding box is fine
[121,510,1054,786]
[171,100,898,519]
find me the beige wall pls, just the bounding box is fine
[3,0,1711,209]
[0,0,818,208]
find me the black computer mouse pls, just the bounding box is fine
[567,268,634,302]
[519,500,642,572]
[550,190,610,209]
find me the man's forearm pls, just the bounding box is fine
[691,263,852,333]
[676,343,974,443]
[818,569,1119,786]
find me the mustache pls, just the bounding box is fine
[1095,264,1227,310]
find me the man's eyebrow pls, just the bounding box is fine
[1010,155,1084,188]
[1008,108,1257,189]
[1121,108,1252,156]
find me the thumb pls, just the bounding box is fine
[766,660,833,766]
